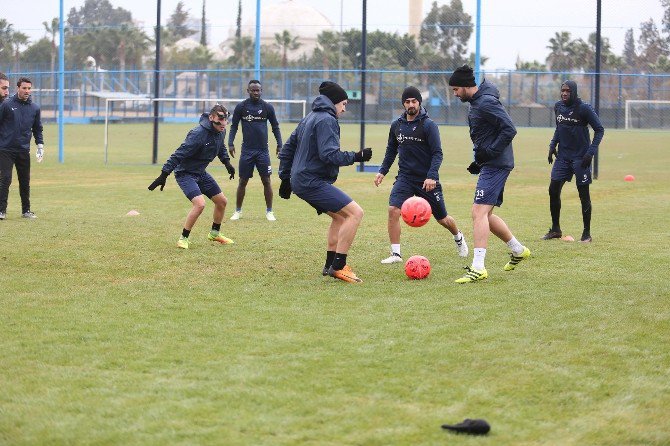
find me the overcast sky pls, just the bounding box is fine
[4,0,666,70]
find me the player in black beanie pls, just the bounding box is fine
[319,81,348,105]
[448,65,531,284]
[401,86,422,104]
[448,65,477,87]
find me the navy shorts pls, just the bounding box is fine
[551,157,592,186]
[474,167,511,207]
[238,149,272,179]
[294,180,353,215]
[175,171,222,200]
[389,176,448,220]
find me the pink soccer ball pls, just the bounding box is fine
[405,255,431,280]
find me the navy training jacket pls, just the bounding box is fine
[278,95,356,191]
[549,80,604,160]
[227,98,282,151]
[0,94,44,152]
[162,113,231,175]
[467,79,516,171]
[378,107,443,182]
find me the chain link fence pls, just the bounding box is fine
[2,0,670,129]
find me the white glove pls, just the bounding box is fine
[36,144,44,163]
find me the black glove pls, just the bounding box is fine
[441,419,490,435]
[224,160,236,179]
[353,147,372,162]
[148,170,169,191]
[474,150,490,165]
[276,145,282,156]
[466,161,481,175]
[278,178,292,199]
[548,145,557,164]
[581,154,593,168]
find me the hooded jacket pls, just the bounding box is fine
[466,79,516,171]
[227,98,282,151]
[549,80,604,159]
[278,95,356,192]
[378,107,443,182]
[161,113,231,175]
[0,93,44,152]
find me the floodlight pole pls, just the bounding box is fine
[593,0,601,179]
[255,0,261,80]
[359,0,367,166]
[58,0,64,163]
[474,0,481,84]
[152,0,162,165]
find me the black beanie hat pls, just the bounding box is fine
[319,81,348,105]
[401,86,422,104]
[448,65,476,87]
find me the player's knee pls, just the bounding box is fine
[349,203,364,221]
[388,206,401,219]
[192,199,206,213]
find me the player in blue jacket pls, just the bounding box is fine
[148,104,237,249]
[278,81,372,284]
[449,65,530,283]
[374,86,468,264]
[227,80,283,222]
[543,80,604,243]
[0,77,44,221]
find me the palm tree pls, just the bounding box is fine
[546,31,574,72]
[11,31,29,72]
[273,30,301,99]
[273,30,301,68]
[316,30,340,76]
[229,35,254,68]
[43,18,59,88]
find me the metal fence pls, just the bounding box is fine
[3,0,670,128]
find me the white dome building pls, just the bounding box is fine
[221,0,334,62]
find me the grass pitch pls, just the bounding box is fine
[1,121,669,445]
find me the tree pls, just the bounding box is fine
[228,36,254,68]
[21,38,52,69]
[623,28,638,71]
[65,0,149,71]
[66,0,132,36]
[637,18,669,72]
[274,30,301,67]
[200,0,207,46]
[235,0,242,39]
[419,0,472,68]
[166,1,193,44]
[515,58,546,71]
[662,0,670,36]
[43,18,59,87]
[546,31,575,72]
[314,30,341,75]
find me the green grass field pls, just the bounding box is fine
[1,121,669,445]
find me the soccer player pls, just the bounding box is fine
[227,80,283,221]
[374,86,468,264]
[148,104,236,249]
[0,77,44,221]
[278,81,372,284]
[543,80,604,243]
[448,65,530,283]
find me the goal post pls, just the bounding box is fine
[103,97,308,164]
[625,100,670,130]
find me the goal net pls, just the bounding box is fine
[103,97,307,164]
[625,100,670,130]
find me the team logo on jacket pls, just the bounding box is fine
[396,132,424,144]
[242,111,266,122]
[556,114,579,124]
